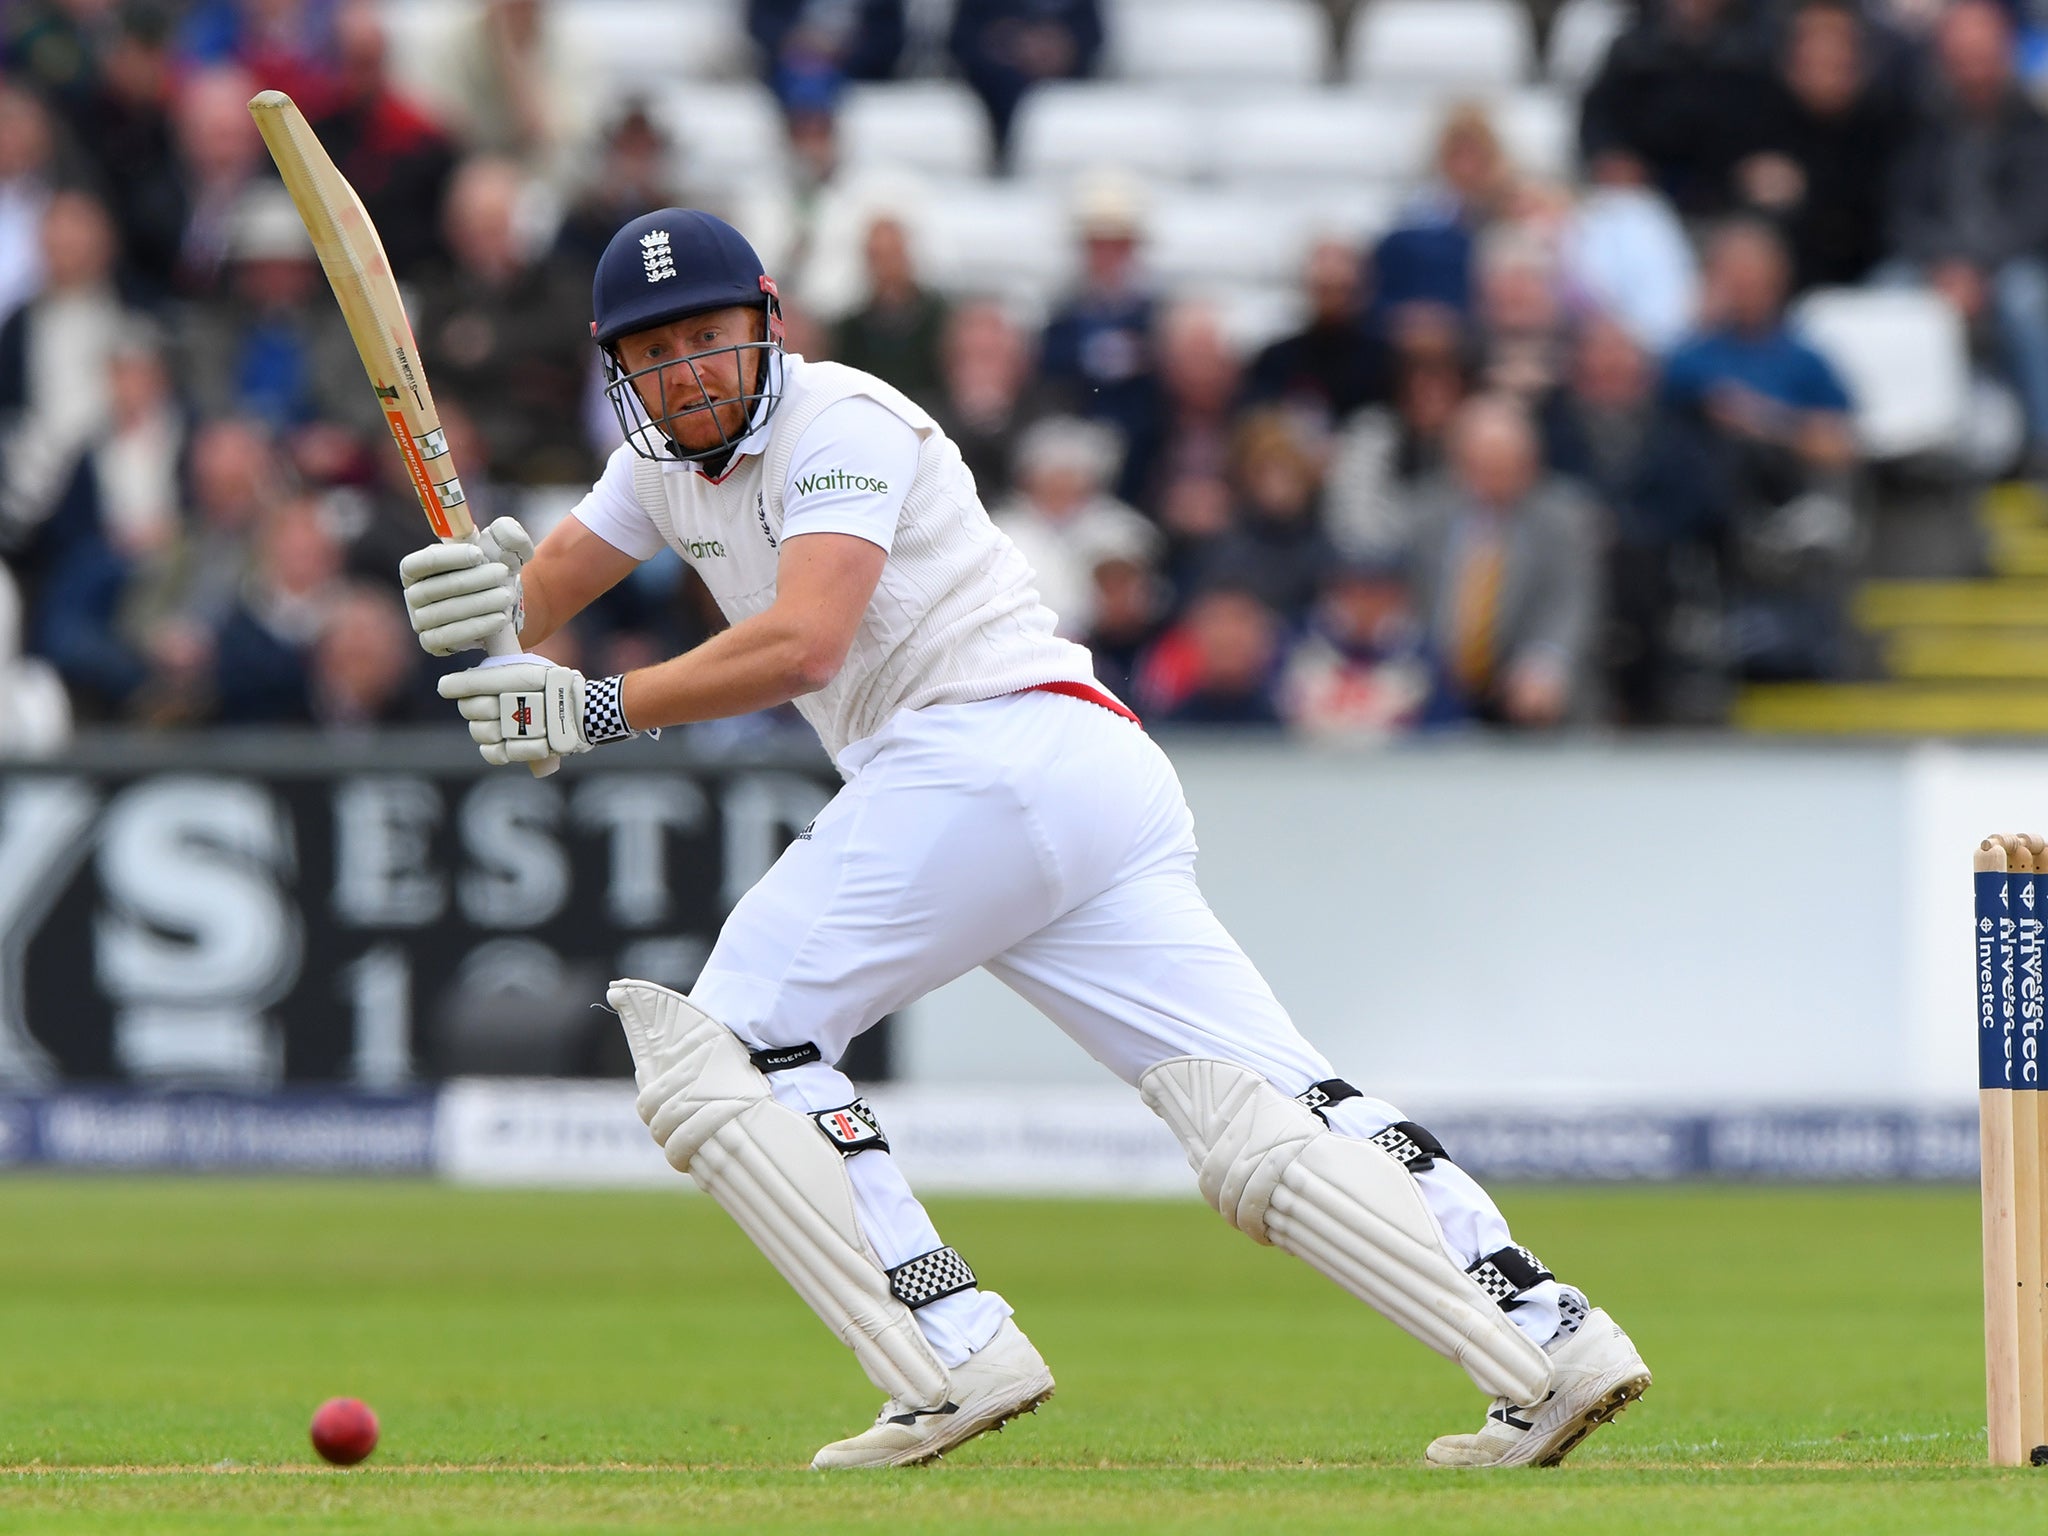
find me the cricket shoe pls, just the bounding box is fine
[811,1318,1054,1470]
[1424,1301,1650,1468]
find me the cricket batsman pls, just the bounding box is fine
[396,209,1652,1469]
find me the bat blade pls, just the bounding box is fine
[248,89,557,776]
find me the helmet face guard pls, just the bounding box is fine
[602,293,784,464]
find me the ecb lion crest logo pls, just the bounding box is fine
[641,230,675,283]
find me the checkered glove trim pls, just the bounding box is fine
[1467,1244,1554,1310]
[582,674,634,744]
[886,1246,977,1310]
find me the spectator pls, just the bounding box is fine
[440,0,598,184]
[1560,157,1700,356]
[1040,172,1157,504]
[178,186,369,438]
[1280,556,1431,739]
[74,6,185,301]
[170,62,271,297]
[1147,300,1241,580]
[310,0,457,279]
[1409,395,1601,728]
[1548,315,1729,723]
[1323,311,1473,563]
[992,416,1156,639]
[750,0,906,104]
[554,102,682,269]
[1079,521,1167,707]
[929,298,1045,499]
[417,156,594,485]
[214,497,343,724]
[1138,585,1287,728]
[1887,0,2048,465]
[1372,103,1517,322]
[15,330,183,720]
[0,191,128,535]
[1580,0,1776,218]
[831,214,948,410]
[1199,411,1338,623]
[176,0,337,105]
[311,582,431,727]
[1475,223,1569,408]
[1664,219,1858,680]
[949,0,1103,166]
[127,416,281,722]
[1737,0,1902,291]
[0,81,53,321]
[1242,237,1384,435]
[0,561,70,756]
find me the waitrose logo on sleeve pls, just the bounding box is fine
[793,469,890,496]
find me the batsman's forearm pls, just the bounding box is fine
[619,611,840,730]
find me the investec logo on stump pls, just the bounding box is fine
[793,469,889,496]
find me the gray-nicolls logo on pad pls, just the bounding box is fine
[641,230,674,283]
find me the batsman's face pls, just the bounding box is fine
[617,305,764,451]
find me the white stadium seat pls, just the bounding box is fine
[1211,284,1311,354]
[559,0,749,86]
[1012,84,1205,182]
[1112,0,1328,86]
[1146,188,1309,287]
[1792,289,1972,460]
[840,83,994,178]
[1209,92,1437,189]
[650,81,789,189]
[1493,88,1577,182]
[1548,0,1629,88]
[911,181,1071,306]
[1347,0,1534,90]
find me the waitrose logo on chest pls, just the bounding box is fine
[793,468,889,496]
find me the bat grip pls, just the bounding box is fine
[481,603,559,779]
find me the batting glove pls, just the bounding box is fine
[399,516,533,656]
[438,656,639,766]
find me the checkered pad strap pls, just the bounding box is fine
[1368,1119,1449,1173]
[887,1246,977,1310]
[582,673,635,744]
[1294,1078,1362,1123]
[811,1098,889,1156]
[1466,1244,1554,1313]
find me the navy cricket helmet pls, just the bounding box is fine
[591,208,784,464]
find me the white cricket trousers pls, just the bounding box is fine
[689,690,1564,1368]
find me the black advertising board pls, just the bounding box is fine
[0,733,856,1089]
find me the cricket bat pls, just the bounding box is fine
[246,89,557,776]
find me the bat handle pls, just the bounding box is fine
[482,621,560,778]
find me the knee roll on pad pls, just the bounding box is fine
[609,978,951,1408]
[1139,1056,1553,1404]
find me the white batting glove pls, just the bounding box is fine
[438,656,640,766]
[398,516,534,656]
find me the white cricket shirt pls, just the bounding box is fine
[571,353,1103,762]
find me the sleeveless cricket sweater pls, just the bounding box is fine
[621,355,1102,762]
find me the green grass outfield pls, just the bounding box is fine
[0,1179,2043,1534]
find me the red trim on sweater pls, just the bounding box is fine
[1024,679,1141,725]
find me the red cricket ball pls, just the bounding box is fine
[309,1397,379,1466]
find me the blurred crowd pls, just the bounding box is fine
[4,0,2048,751]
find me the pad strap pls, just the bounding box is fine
[887,1246,977,1309]
[749,1042,822,1073]
[812,1098,889,1156]
[1368,1119,1449,1172]
[1294,1078,1362,1122]
[1467,1244,1555,1312]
